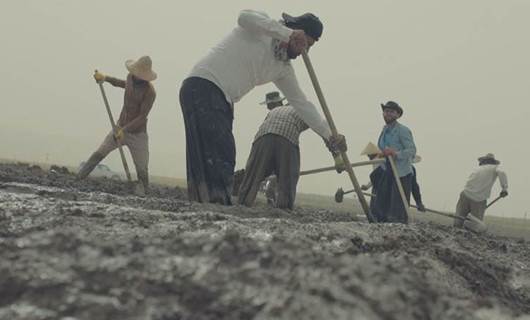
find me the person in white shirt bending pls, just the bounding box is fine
[454,153,508,227]
[178,10,346,205]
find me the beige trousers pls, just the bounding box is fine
[96,131,149,174]
[454,191,487,227]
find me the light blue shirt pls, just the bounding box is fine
[377,121,417,177]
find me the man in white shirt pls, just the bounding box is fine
[454,153,508,227]
[179,10,346,205]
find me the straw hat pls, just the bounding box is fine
[259,91,286,105]
[360,142,381,156]
[478,153,500,165]
[125,56,157,81]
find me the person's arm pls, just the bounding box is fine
[396,126,416,161]
[122,87,156,132]
[105,76,126,89]
[238,10,292,42]
[496,167,508,191]
[274,68,332,140]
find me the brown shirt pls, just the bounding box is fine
[106,74,156,133]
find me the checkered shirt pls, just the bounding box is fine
[254,106,309,146]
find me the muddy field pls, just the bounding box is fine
[0,163,529,320]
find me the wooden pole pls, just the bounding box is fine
[301,51,375,222]
[300,159,385,176]
[97,79,132,182]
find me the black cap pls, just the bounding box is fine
[282,12,323,41]
[381,101,403,116]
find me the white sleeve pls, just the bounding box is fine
[238,10,292,42]
[496,167,508,190]
[274,66,332,139]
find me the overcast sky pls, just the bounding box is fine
[1,1,528,219]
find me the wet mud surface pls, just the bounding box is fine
[0,163,529,320]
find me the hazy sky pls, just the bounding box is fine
[1,1,528,218]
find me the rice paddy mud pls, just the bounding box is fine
[0,163,529,320]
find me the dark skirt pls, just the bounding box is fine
[179,77,235,205]
[370,163,412,223]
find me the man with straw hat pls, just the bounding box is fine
[179,10,346,205]
[238,91,310,209]
[370,101,417,223]
[78,56,157,195]
[232,91,286,200]
[454,153,508,228]
[360,142,426,212]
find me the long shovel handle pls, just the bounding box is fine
[358,191,467,221]
[301,50,375,222]
[486,196,502,209]
[300,159,385,176]
[387,156,412,223]
[97,79,132,182]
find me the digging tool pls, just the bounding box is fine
[336,188,487,231]
[387,156,412,223]
[96,71,132,182]
[486,195,502,209]
[461,196,502,233]
[301,50,375,222]
[300,159,385,177]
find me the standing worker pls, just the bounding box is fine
[238,91,311,209]
[179,10,346,205]
[454,153,508,227]
[78,56,157,195]
[370,101,417,223]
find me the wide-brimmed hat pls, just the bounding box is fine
[282,12,323,41]
[360,142,381,156]
[125,56,157,81]
[381,101,403,116]
[259,91,286,105]
[478,153,500,164]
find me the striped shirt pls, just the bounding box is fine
[254,106,309,146]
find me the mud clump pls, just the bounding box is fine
[0,162,529,320]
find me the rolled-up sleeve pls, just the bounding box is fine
[274,67,331,139]
[496,167,508,191]
[396,126,416,161]
[238,10,292,42]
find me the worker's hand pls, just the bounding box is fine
[288,30,308,53]
[327,134,347,154]
[500,190,508,198]
[113,127,125,142]
[361,184,370,191]
[382,147,397,157]
[94,70,106,83]
[417,203,426,212]
[334,154,345,173]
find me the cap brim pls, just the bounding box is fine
[282,12,295,23]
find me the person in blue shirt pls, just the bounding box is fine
[370,101,417,223]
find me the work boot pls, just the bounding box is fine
[77,152,105,179]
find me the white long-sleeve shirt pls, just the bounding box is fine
[188,9,332,139]
[463,164,508,202]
